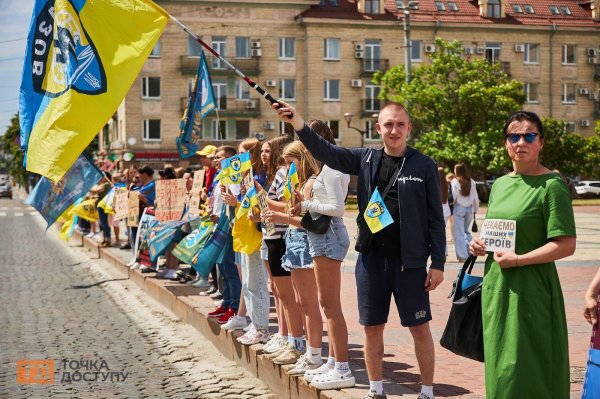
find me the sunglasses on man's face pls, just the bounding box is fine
[505,132,539,144]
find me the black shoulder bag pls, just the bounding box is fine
[440,255,485,362]
[300,177,332,234]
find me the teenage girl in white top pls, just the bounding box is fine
[451,163,480,262]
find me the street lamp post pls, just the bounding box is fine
[343,112,378,148]
[399,1,419,84]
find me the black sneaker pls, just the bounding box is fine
[365,390,387,399]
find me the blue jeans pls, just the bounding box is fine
[97,207,111,240]
[240,251,269,330]
[452,204,473,261]
[217,239,241,311]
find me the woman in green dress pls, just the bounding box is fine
[469,111,576,398]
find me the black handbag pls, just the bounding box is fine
[472,214,478,233]
[440,255,484,362]
[300,212,332,234]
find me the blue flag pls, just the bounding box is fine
[177,50,217,158]
[26,153,103,228]
[363,188,394,234]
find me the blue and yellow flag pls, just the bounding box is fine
[221,152,252,177]
[363,188,394,234]
[19,0,168,182]
[236,186,258,219]
[283,162,299,202]
[97,187,116,214]
[26,153,103,228]
[177,50,217,158]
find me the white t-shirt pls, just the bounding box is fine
[301,165,350,218]
[451,178,479,212]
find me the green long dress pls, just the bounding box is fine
[482,173,576,398]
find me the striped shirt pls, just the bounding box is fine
[263,166,288,239]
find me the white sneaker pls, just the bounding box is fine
[311,369,355,390]
[221,315,249,331]
[243,323,254,333]
[129,262,141,270]
[262,334,285,354]
[85,232,95,238]
[238,328,270,345]
[287,353,322,376]
[304,362,333,383]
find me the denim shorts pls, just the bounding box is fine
[307,217,350,262]
[260,240,268,261]
[281,228,313,271]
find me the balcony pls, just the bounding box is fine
[360,59,390,76]
[361,99,381,117]
[179,56,260,76]
[594,64,600,81]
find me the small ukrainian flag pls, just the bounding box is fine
[283,162,299,202]
[221,152,252,177]
[236,186,258,219]
[363,188,394,234]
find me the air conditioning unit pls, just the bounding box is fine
[476,47,485,54]
[350,79,363,88]
[580,88,590,95]
[587,48,598,57]
[354,50,364,59]
[589,92,599,101]
[263,121,275,130]
[581,119,590,127]
[354,43,364,51]
[424,44,436,53]
[254,132,265,141]
[251,48,262,57]
[265,80,276,87]
[514,44,525,53]
[588,57,597,64]
[251,40,261,49]
[464,47,474,55]
[246,100,257,109]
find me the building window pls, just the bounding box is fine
[188,36,203,56]
[485,43,501,63]
[187,78,195,96]
[212,36,227,69]
[524,83,540,103]
[512,4,523,13]
[365,0,380,14]
[210,120,227,140]
[365,39,381,71]
[487,0,501,18]
[279,38,296,60]
[365,82,381,112]
[235,37,250,59]
[396,0,405,9]
[523,4,534,13]
[235,120,250,140]
[411,40,422,61]
[562,84,576,104]
[562,44,576,64]
[364,120,377,141]
[279,121,295,136]
[435,1,446,11]
[150,41,160,58]
[326,120,340,140]
[279,79,296,100]
[320,0,339,5]
[549,5,560,15]
[324,38,340,60]
[564,121,576,133]
[560,6,571,15]
[524,43,539,64]
[323,80,340,101]
[448,2,459,11]
[235,79,250,100]
[142,119,161,141]
[212,80,227,109]
[142,77,160,99]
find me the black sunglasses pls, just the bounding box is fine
[505,132,539,144]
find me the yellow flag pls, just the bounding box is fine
[20,0,168,182]
[72,198,98,222]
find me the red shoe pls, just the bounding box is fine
[217,308,235,324]
[208,306,227,318]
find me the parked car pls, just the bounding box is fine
[0,178,12,199]
[575,181,600,198]
[475,180,495,203]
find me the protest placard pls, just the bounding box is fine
[256,189,275,236]
[114,189,129,221]
[479,219,517,253]
[127,191,140,227]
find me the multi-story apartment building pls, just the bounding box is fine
[101,0,600,167]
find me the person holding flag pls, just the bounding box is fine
[273,101,445,399]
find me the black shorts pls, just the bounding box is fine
[264,237,290,277]
[355,252,431,327]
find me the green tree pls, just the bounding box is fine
[374,37,525,176]
[1,113,28,187]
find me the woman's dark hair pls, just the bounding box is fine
[162,167,177,180]
[137,165,154,177]
[503,111,545,138]
[454,163,471,197]
[265,135,294,183]
[307,119,336,145]
[438,167,448,204]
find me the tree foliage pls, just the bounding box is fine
[1,113,28,186]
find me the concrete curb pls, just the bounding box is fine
[72,231,355,399]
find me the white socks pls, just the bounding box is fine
[326,356,335,367]
[291,336,305,352]
[309,347,322,364]
[369,381,384,395]
[334,361,350,374]
[421,385,434,398]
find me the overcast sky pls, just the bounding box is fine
[0,0,34,134]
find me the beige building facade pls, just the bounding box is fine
[101,0,600,165]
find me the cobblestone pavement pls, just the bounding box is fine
[0,198,274,399]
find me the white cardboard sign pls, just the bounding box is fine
[479,219,517,253]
